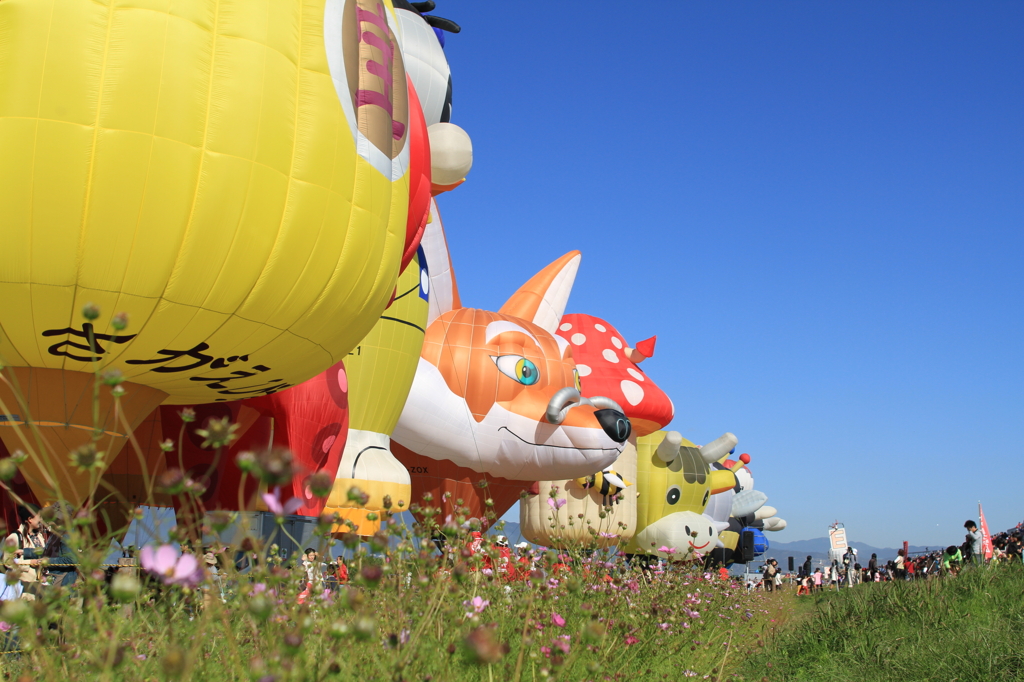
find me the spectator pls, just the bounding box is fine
[867,553,878,581]
[20,502,78,588]
[941,545,962,575]
[894,549,906,580]
[762,559,777,592]
[802,555,812,578]
[964,521,983,566]
[5,505,44,551]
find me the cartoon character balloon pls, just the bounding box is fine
[150,361,349,529]
[323,2,471,535]
[323,232,428,535]
[625,431,737,560]
[707,453,787,566]
[520,315,675,549]
[391,220,632,526]
[0,0,420,508]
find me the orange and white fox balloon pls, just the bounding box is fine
[392,229,632,489]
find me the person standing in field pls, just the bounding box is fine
[802,555,812,578]
[964,521,983,566]
[868,553,878,581]
[762,559,777,592]
[812,568,822,592]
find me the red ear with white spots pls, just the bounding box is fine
[556,315,674,437]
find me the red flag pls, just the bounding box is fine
[979,502,993,560]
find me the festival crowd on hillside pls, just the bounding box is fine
[755,518,1024,595]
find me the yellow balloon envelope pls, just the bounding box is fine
[325,229,429,534]
[625,431,735,559]
[0,0,412,506]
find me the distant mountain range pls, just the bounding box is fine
[756,537,937,567]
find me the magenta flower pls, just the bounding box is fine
[546,497,567,511]
[0,622,10,632]
[262,486,302,517]
[657,545,677,555]
[140,545,204,587]
[551,612,566,627]
[624,635,639,646]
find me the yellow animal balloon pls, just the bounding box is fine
[625,431,737,559]
[324,201,435,534]
[0,0,413,507]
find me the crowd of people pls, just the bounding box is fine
[754,517,1024,595]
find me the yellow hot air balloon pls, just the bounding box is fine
[0,0,413,509]
[324,203,431,534]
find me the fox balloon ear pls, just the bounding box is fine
[499,251,581,334]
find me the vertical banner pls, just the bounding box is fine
[828,523,848,563]
[979,502,993,560]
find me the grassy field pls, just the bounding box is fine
[738,563,1024,681]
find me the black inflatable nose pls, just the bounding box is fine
[594,409,631,443]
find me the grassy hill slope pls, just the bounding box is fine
[738,563,1024,681]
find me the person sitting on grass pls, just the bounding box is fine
[941,545,962,575]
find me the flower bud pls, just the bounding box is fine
[248,594,273,621]
[110,573,141,602]
[157,469,186,496]
[307,471,333,499]
[0,458,18,482]
[82,303,101,321]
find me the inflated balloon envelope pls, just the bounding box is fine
[0,0,422,508]
[520,314,675,549]
[391,218,633,526]
[625,431,738,560]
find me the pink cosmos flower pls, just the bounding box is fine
[463,595,489,618]
[551,612,566,627]
[624,635,639,646]
[657,546,677,555]
[140,545,204,587]
[0,622,10,632]
[683,607,700,619]
[546,498,567,511]
[262,486,302,517]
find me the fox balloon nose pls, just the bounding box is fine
[595,409,631,443]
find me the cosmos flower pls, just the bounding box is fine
[463,596,490,618]
[551,612,566,627]
[139,545,204,587]
[262,486,302,517]
[546,498,567,511]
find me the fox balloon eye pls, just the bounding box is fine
[492,355,540,385]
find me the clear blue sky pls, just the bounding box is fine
[431,2,1024,548]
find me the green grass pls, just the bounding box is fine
[738,563,1024,681]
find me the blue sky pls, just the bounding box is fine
[431,2,1024,547]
